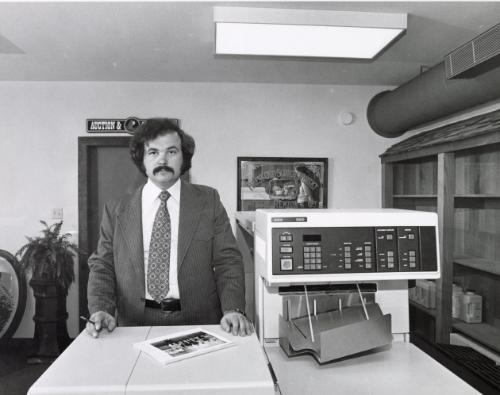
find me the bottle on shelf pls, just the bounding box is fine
[413,279,436,309]
[452,284,464,319]
[460,291,482,323]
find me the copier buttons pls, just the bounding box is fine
[387,250,395,269]
[303,246,322,270]
[280,258,293,271]
[409,250,416,268]
[273,226,432,275]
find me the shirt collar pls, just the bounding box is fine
[143,178,181,206]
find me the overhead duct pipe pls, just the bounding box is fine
[367,61,500,138]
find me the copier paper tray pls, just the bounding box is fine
[279,303,393,363]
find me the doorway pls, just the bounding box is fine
[78,136,145,327]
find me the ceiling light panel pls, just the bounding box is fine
[214,7,407,59]
[216,23,404,59]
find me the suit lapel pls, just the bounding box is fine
[116,185,145,292]
[178,181,204,268]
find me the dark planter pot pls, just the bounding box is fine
[28,278,71,363]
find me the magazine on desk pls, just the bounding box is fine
[133,328,235,365]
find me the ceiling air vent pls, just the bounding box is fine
[445,23,500,79]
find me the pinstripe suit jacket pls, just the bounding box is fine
[87,180,245,326]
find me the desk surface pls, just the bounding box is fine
[31,325,482,395]
[29,325,274,395]
[266,341,480,395]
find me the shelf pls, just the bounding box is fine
[453,320,500,354]
[393,195,437,199]
[454,256,500,276]
[393,195,437,211]
[454,196,500,209]
[409,299,436,317]
[455,195,500,199]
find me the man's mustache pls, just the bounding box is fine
[153,165,174,175]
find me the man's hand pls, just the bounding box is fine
[85,311,116,338]
[220,311,254,336]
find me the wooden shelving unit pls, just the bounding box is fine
[381,109,500,357]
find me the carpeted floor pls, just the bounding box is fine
[0,340,50,395]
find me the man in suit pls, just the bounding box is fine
[86,118,253,337]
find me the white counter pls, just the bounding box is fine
[28,325,275,395]
[265,341,480,395]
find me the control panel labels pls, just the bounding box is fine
[271,217,308,223]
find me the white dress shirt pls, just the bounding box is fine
[142,178,181,300]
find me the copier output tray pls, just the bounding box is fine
[279,303,393,363]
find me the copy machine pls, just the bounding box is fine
[253,209,440,363]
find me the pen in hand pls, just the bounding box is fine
[81,315,102,338]
[81,312,116,337]
[80,315,96,326]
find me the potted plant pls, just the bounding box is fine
[16,220,77,363]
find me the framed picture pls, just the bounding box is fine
[133,327,235,365]
[237,157,328,211]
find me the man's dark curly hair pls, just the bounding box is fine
[129,118,195,176]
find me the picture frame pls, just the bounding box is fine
[237,157,328,211]
[133,327,235,365]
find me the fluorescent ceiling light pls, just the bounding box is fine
[216,23,405,59]
[214,7,407,59]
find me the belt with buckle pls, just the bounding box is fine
[145,298,181,312]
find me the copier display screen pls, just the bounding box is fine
[272,226,437,275]
[303,234,321,242]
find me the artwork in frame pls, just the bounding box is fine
[133,327,235,365]
[237,157,328,211]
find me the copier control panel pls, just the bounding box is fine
[271,226,437,275]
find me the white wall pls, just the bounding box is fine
[0,81,395,338]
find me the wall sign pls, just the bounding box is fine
[86,117,144,133]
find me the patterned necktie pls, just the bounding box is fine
[147,190,171,303]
